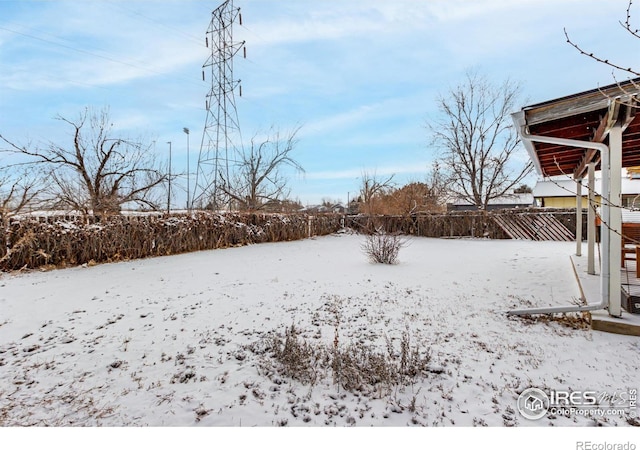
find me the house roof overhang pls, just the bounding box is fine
[512,78,640,180]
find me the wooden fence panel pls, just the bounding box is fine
[346,208,579,241]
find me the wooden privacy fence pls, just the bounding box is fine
[347,208,579,241]
[491,212,574,241]
[0,212,343,271]
[0,208,581,271]
[347,213,507,238]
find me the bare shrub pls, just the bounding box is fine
[253,324,432,395]
[263,324,326,385]
[333,342,397,392]
[361,228,407,264]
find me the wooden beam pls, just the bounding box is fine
[617,101,637,130]
[596,104,619,141]
[591,315,640,336]
[575,97,638,179]
[574,150,599,180]
[574,104,620,179]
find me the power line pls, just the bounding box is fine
[0,25,203,88]
[104,0,205,46]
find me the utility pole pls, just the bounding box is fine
[167,141,172,214]
[183,127,190,210]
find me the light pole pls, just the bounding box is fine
[167,141,172,214]
[183,127,190,210]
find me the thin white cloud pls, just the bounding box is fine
[423,0,584,22]
[300,93,428,142]
[304,168,364,181]
[0,3,206,91]
[302,104,378,137]
[239,0,588,50]
[306,162,430,181]
[239,1,431,47]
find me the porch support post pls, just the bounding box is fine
[587,162,596,275]
[601,144,611,314]
[608,124,623,317]
[576,179,583,256]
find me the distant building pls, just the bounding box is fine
[533,170,640,209]
[447,193,534,212]
[302,203,346,214]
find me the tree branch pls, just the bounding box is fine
[564,27,640,76]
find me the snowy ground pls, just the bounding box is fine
[0,232,638,432]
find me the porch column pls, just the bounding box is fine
[608,125,623,317]
[587,162,596,275]
[601,144,610,313]
[576,178,583,256]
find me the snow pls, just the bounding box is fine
[0,233,638,445]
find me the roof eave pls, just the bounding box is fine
[511,110,543,176]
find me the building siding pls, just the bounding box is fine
[540,196,602,208]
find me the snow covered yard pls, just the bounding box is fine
[0,233,638,428]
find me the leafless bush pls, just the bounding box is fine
[253,325,432,394]
[332,335,433,392]
[262,325,327,385]
[332,342,397,392]
[361,228,407,264]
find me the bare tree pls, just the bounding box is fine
[382,182,429,216]
[0,166,46,223]
[220,127,304,211]
[362,174,447,216]
[427,70,532,210]
[358,171,395,215]
[1,107,167,218]
[0,166,47,261]
[565,0,640,77]
[424,160,449,212]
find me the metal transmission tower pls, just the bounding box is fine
[194,0,245,209]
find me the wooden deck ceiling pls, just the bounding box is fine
[516,78,640,178]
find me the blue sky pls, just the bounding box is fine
[1,0,638,207]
